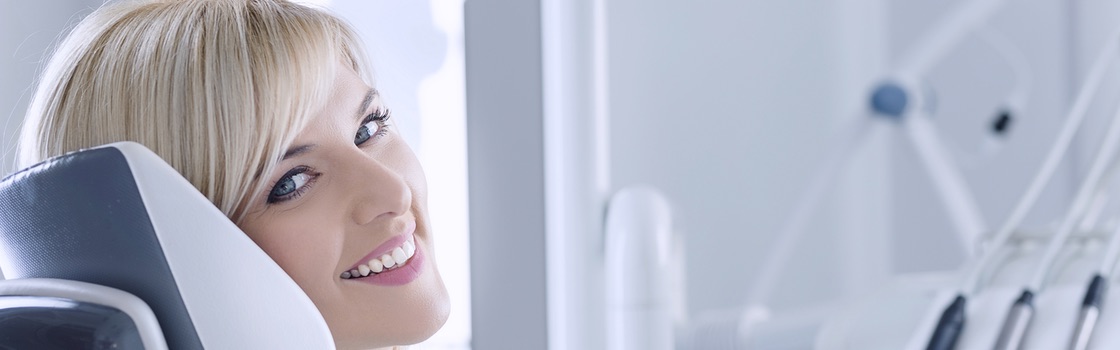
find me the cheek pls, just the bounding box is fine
[389,140,428,203]
[239,213,343,294]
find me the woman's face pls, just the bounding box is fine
[238,64,449,349]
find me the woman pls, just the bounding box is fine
[17,0,450,349]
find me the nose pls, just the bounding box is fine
[348,154,412,226]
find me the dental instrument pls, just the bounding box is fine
[1068,273,1106,350]
[991,34,1120,350]
[923,25,1120,350]
[1068,183,1120,350]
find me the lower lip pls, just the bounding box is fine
[350,243,426,286]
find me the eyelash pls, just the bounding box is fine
[266,166,320,204]
[265,109,393,205]
[356,108,392,146]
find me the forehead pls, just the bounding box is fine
[329,64,372,97]
[300,67,377,134]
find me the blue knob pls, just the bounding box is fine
[871,82,908,118]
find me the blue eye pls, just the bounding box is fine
[268,166,317,203]
[354,121,379,145]
[355,110,391,145]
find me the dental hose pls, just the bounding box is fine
[924,28,1120,350]
[994,35,1120,350]
[918,29,1029,340]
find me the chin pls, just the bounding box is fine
[332,272,451,350]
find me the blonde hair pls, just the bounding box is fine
[18,0,370,221]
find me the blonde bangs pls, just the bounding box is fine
[18,0,371,222]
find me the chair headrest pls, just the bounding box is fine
[0,278,167,349]
[0,142,334,349]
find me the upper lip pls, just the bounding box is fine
[346,220,417,271]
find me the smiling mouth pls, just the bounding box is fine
[340,235,417,279]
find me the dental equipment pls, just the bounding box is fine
[746,0,1012,315]
[1068,272,1107,350]
[726,0,1028,348]
[1067,165,1120,350]
[702,0,1028,347]
[923,24,1120,350]
[1070,205,1120,350]
[991,33,1120,350]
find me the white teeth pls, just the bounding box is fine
[403,240,415,257]
[340,236,419,279]
[391,247,407,263]
[381,254,396,269]
[369,259,384,273]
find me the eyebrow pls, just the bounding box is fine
[282,144,315,161]
[356,88,377,120]
[278,89,378,162]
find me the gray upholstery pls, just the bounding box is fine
[0,295,144,349]
[0,147,202,349]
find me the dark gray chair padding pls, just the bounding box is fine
[0,147,203,349]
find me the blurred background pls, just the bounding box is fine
[6,0,1120,349]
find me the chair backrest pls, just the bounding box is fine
[0,142,334,349]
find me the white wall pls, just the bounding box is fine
[605,0,892,317]
[0,0,101,174]
[463,1,550,348]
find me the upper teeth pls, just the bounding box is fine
[340,236,417,279]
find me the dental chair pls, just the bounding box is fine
[0,142,334,349]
